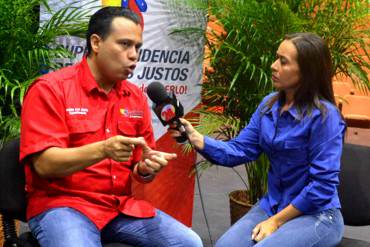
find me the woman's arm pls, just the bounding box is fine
[291,104,346,213]
[252,204,302,242]
[179,114,262,167]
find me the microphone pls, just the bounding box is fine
[146,82,188,143]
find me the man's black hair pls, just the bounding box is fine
[86,7,141,56]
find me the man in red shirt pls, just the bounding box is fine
[20,7,202,247]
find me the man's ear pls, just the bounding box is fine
[90,34,101,54]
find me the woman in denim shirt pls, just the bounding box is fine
[170,32,345,247]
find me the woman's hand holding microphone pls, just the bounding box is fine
[168,118,205,150]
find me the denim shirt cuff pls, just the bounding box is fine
[291,194,315,214]
[198,136,222,164]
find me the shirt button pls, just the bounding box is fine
[112,175,116,180]
[106,128,110,133]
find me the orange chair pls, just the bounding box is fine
[333,81,355,96]
[333,81,369,96]
[334,94,345,111]
[345,127,370,147]
[341,95,370,128]
[351,84,369,96]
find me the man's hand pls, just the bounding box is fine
[251,217,280,242]
[103,135,146,162]
[136,140,177,175]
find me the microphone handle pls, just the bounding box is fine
[172,119,188,144]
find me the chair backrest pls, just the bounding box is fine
[333,81,369,97]
[341,95,370,128]
[0,138,27,222]
[333,81,355,96]
[339,143,370,226]
[342,95,370,116]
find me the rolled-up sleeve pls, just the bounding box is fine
[292,105,346,213]
[20,79,68,163]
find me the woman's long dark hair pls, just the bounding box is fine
[266,32,336,117]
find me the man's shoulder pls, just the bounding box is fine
[31,63,80,92]
[39,64,79,83]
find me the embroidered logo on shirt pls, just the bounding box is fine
[66,108,89,115]
[120,108,129,117]
[120,108,143,119]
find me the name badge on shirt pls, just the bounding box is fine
[66,108,89,115]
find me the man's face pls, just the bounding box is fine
[93,17,143,84]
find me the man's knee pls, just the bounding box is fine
[29,207,101,247]
[179,229,203,247]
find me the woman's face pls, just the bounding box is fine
[271,40,300,92]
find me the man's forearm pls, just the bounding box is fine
[31,141,107,178]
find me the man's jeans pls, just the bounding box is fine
[28,207,203,247]
[215,202,344,247]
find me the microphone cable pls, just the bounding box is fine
[192,157,214,247]
[174,117,215,246]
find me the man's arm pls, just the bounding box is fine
[31,135,146,178]
[131,142,177,183]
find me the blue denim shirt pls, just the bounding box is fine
[199,93,346,216]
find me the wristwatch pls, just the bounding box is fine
[136,162,154,181]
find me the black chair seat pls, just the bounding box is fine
[338,237,370,247]
[337,143,370,247]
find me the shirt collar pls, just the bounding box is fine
[78,56,125,95]
[286,106,304,121]
[79,56,99,94]
[263,98,305,121]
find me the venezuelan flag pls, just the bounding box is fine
[101,0,146,28]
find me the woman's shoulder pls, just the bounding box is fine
[311,100,344,126]
[315,100,341,116]
[258,92,278,107]
[262,92,279,102]
[255,92,279,112]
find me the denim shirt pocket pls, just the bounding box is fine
[280,138,309,165]
[283,138,308,150]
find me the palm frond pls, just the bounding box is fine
[0,0,95,142]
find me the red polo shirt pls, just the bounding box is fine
[20,57,156,229]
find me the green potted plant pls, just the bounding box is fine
[179,0,369,225]
[183,0,301,225]
[0,0,94,147]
